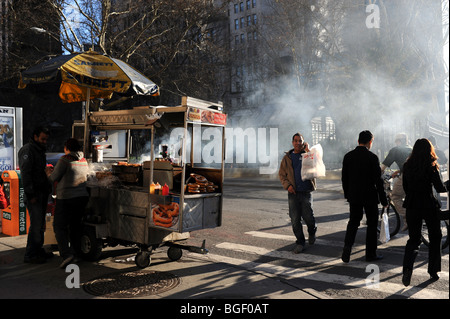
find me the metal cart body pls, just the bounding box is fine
[76,96,226,267]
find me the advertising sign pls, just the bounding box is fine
[0,107,16,171]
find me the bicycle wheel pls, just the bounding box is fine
[421,220,449,250]
[378,203,401,238]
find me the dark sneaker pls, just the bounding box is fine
[402,269,412,286]
[341,247,351,263]
[366,254,383,262]
[41,251,55,259]
[24,255,46,264]
[59,255,74,269]
[308,233,316,245]
[293,244,304,254]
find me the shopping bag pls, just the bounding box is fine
[379,212,390,243]
[301,144,326,180]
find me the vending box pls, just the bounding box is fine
[1,170,30,236]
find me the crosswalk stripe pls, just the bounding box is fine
[245,230,450,261]
[192,252,448,299]
[215,242,449,280]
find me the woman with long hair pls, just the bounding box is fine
[401,138,448,286]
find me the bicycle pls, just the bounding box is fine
[377,172,401,240]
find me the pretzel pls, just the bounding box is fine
[190,173,207,184]
[152,202,179,227]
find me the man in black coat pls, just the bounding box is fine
[341,130,388,263]
[19,126,52,264]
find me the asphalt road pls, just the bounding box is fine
[188,177,449,299]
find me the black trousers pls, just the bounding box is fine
[53,196,89,259]
[403,208,441,275]
[344,202,379,258]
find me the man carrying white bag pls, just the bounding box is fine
[279,133,322,254]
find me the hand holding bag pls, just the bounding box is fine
[301,144,326,180]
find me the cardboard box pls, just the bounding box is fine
[44,215,58,245]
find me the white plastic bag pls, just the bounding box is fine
[301,144,326,180]
[379,212,390,243]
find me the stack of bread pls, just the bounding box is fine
[186,173,219,194]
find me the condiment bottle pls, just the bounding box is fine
[150,182,156,194]
[162,183,169,196]
[155,182,161,195]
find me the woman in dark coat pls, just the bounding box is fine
[402,138,448,286]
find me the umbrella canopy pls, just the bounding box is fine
[19,50,159,103]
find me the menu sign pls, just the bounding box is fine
[188,107,227,125]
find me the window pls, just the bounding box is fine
[240,33,245,43]
[247,0,251,9]
[240,17,245,28]
[253,31,257,40]
[252,0,256,8]
[247,15,251,26]
[247,32,252,42]
[240,2,244,11]
[235,19,239,30]
[235,35,239,45]
[253,14,257,25]
[234,4,239,13]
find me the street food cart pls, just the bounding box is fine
[77,96,226,268]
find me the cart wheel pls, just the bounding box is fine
[135,251,151,268]
[80,227,102,261]
[167,246,183,261]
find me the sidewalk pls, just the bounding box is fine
[0,233,325,299]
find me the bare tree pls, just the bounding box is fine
[4,0,231,105]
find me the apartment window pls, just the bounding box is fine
[240,33,245,43]
[235,35,239,45]
[253,14,257,25]
[252,0,256,8]
[240,17,245,28]
[247,32,252,42]
[240,2,244,12]
[253,31,257,40]
[235,19,239,30]
[247,15,251,26]
[234,4,239,13]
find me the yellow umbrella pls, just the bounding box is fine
[19,50,160,153]
[19,50,159,103]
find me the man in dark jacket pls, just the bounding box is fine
[19,126,52,264]
[341,130,388,263]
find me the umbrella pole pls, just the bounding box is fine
[83,88,91,157]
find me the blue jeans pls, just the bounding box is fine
[288,192,316,246]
